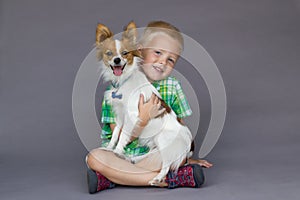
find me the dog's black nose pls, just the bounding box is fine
[114,57,121,64]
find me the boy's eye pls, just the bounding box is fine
[154,50,161,55]
[122,51,129,56]
[106,51,113,56]
[168,58,175,64]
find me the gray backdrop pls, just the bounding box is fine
[1,0,300,199]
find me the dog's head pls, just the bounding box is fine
[95,21,141,84]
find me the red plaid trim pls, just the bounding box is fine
[96,172,114,191]
[166,165,196,188]
[177,165,196,187]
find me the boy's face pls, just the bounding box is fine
[140,34,181,82]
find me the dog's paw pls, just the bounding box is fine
[149,178,163,186]
[99,147,114,152]
[128,158,136,164]
[113,149,126,159]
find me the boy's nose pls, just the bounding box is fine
[158,57,166,65]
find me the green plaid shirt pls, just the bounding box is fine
[101,76,192,156]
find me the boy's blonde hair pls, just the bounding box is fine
[139,21,184,53]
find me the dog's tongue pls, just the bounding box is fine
[113,66,123,76]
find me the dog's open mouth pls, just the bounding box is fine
[110,64,126,76]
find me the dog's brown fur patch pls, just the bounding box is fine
[95,21,140,66]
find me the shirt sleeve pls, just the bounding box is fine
[100,87,116,147]
[101,89,116,124]
[171,79,193,118]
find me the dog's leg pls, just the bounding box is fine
[113,129,131,157]
[113,110,140,157]
[130,153,149,164]
[148,142,172,185]
[130,144,157,163]
[106,126,121,150]
[148,141,171,185]
[149,165,170,186]
[148,124,191,186]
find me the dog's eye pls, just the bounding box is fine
[122,51,129,56]
[106,51,113,56]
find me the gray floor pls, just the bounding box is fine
[1,0,300,199]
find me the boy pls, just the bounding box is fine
[86,21,212,194]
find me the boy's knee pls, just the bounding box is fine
[86,149,106,171]
[85,152,91,166]
[86,150,96,168]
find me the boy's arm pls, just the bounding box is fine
[137,93,165,126]
[168,77,192,119]
[105,92,163,142]
[131,93,165,139]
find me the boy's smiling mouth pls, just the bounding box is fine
[152,65,164,73]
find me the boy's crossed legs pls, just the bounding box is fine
[86,148,205,193]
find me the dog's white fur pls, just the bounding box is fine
[98,24,192,185]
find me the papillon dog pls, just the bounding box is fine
[96,21,192,185]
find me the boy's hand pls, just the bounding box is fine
[138,93,165,127]
[188,158,213,168]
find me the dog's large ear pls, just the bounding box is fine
[132,49,142,58]
[122,21,137,44]
[96,23,113,46]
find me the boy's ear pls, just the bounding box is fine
[96,23,113,46]
[122,21,137,44]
